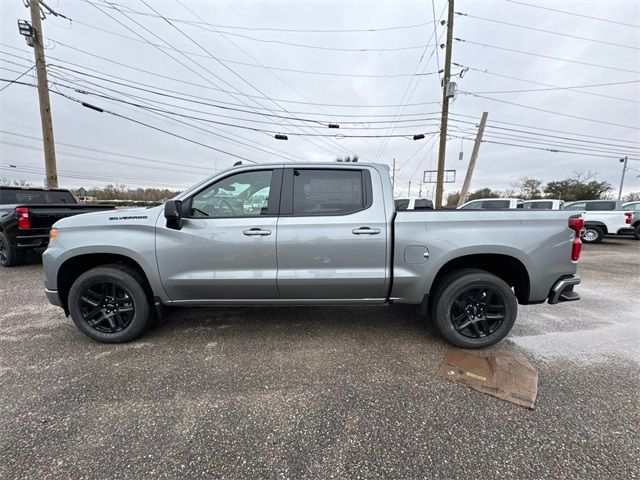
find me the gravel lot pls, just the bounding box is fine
[1,237,638,479]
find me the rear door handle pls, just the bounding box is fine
[352,227,381,235]
[243,227,271,236]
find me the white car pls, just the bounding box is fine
[458,198,524,209]
[523,199,564,210]
[395,197,434,211]
[563,200,634,243]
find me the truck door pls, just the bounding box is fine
[156,168,282,302]
[276,167,389,300]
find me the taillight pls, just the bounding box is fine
[16,207,31,229]
[568,216,584,261]
[625,212,632,224]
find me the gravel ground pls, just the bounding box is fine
[1,237,638,479]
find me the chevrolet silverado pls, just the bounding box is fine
[43,163,583,348]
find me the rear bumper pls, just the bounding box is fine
[548,276,581,304]
[45,288,62,307]
[16,234,49,249]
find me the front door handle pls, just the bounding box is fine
[352,227,381,235]
[243,228,271,236]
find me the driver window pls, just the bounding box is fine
[189,170,273,218]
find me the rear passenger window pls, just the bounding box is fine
[414,199,433,209]
[585,201,616,211]
[484,200,509,209]
[292,169,366,215]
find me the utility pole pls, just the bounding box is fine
[418,181,423,198]
[28,0,58,188]
[408,181,412,197]
[458,112,489,207]
[618,156,628,201]
[434,0,455,209]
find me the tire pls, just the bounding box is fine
[67,264,153,343]
[430,269,518,349]
[634,225,640,241]
[581,225,604,244]
[0,232,25,267]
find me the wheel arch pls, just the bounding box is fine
[57,253,156,314]
[583,221,608,234]
[429,253,530,306]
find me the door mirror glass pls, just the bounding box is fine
[165,199,183,230]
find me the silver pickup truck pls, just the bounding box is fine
[43,163,583,348]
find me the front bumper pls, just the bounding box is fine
[45,288,62,307]
[548,276,581,304]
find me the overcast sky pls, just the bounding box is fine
[1,0,639,199]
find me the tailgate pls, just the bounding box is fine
[24,205,113,229]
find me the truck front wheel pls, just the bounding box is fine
[430,269,518,349]
[67,264,153,343]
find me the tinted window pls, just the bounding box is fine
[585,201,616,211]
[189,170,273,217]
[526,201,552,210]
[484,200,510,209]
[460,201,483,209]
[563,202,585,211]
[395,199,410,211]
[292,169,364,215]
[414,199,433,209]
[0,189,76,204]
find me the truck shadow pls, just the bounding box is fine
[151,303,442,346]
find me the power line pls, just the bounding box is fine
[5,47,439,109]
[449,112,640,145]
[3,78,438,139]
[464,80,640,96]
[448,120,640,152]
[374,2,446,162]
[135,0,356,158]
[0,139,206,177]
[45,26,443,79]
[456,12,640,50]
[504,0,640,30]
[455,38,640,74]
[84,1,344,159]
[0,130,216,173]
[81,2,434,33]
[453,64,640,105]
[144,28,429,53]
[0,48,444,117]
[0,163,190,188]
[47,65,442,126]
[0,65,35,93]
[449,135,640,161]
[456,130,639,157]
[459,92,640,130]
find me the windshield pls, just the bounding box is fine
[0,189,77,205]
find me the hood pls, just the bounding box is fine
[53,205,164,229]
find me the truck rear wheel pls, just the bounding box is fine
[430,269,517,349]
[67,264,153,343]
[0,232,25,267]
[581,225,604,244]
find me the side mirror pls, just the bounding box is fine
[164,199,183,230]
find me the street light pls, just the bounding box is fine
[17,20,35,47]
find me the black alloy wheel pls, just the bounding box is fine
[449,286,506,339]
[0,235,7,265]
[78,281,136,333]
